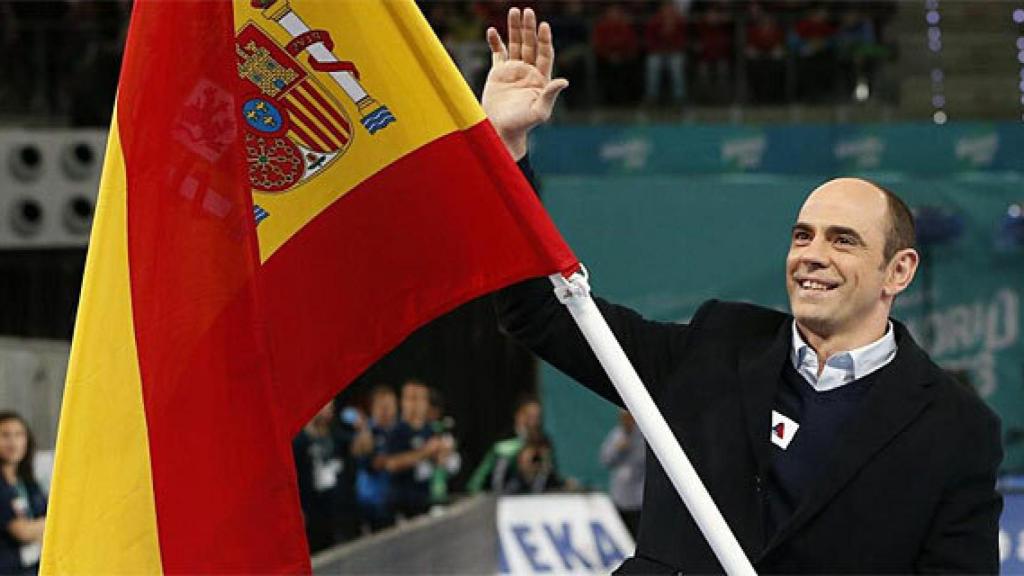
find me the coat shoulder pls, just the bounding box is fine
[691,299,790,341]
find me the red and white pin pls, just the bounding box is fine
[770,410,799,450]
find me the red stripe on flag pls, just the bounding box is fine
[259,121,577,433]
[299,81,352,134]
[282,95,339,151]
[117,3,309,573]
[286,128,320,152]
[289,84,348,146]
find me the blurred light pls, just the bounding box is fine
[928,26,942,41]
[925,0,938,9]
[1018,50,1024,63]
[931,68,944,83]
[1019,79,1024,91]
[1014,8,1024,23]
[932,94,946,107]
[996,203,1024,250]
[855,82,870,101]
[926,10,941,24]
[929,39,943,52]
[1018,37,1024,50]
[1020,94,1024,105]
[933,110,948,124]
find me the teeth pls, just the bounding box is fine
[799,280,831,291]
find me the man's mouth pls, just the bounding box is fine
[795,278,839,292]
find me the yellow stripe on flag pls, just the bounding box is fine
[233,0,486,260]
[40,121,163,575]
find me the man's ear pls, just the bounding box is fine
[883,248,919,298]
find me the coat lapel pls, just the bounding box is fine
[738,320,791,477]
[763,323,936,554]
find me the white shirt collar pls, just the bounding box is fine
[790,321,897,392]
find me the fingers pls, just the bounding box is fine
[507,7,522,61]
[521,8,537,66]
[535,21,554,79]
[532,78,569,119]
[486,27,507,65]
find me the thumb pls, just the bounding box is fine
[534,78,569,117]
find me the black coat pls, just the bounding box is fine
[496,278,1003,574]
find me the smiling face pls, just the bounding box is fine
[786,179,917,347]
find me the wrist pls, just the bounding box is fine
[497,128,528,161]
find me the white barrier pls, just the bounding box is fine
[498,493,634,575]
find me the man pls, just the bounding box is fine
[484,8,1003,573]
[467,394,567,494]
[383,379,446,520]
[600,410,645,538]
[293,401,350,552]
[351,385,398,531]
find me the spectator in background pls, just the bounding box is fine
[504,428,566,494]
[644,1,688,106]
[351,385,398,532]
[548,0,591,109]
[293,401,351,552]
[836,6,885,102]
[333,403,363,542]
[792,2,837,103]
[0,412,46,574]
[600,410,645,538]
[592,4,639,106]
[745,2,787,104]
[426,389,461,507]
[383,379,449,521]
[468,394,568,494]
[693,1,734,103]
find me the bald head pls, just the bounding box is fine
[788,178,920,350]
[803,178,916,265]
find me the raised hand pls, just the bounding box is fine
[482,7,569,160]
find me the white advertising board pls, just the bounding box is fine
[497,493,635,575]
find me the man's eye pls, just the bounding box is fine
[793,231,810,242]
[835,236,856,246]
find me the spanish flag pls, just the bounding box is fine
[41,1,576,573]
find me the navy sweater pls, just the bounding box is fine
[764,361,883,539]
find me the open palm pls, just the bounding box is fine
[482,8,568,159]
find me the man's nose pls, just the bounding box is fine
[799,238,830,268]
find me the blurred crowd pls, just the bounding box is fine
[293,379,582,553]
[426,0,898,108]
[0,0,897,127]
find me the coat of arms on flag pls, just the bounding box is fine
[235,0,397,195]
[236,22,351,193]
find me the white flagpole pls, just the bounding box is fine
[549,270,757,576]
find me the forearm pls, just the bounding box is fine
[7,517,44,543]
[383,449,431,473]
